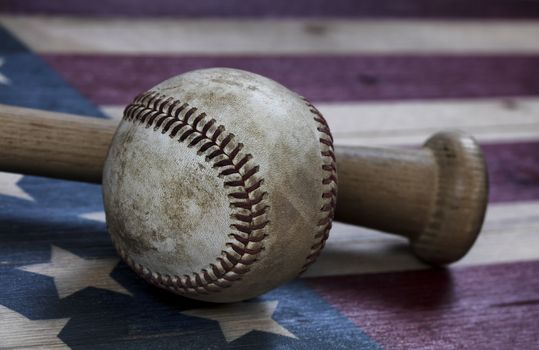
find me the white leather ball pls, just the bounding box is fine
[103,68,336,302]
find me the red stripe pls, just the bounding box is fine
[307,260,539,349]
[2,0,539,18]
[42,55,539,105]
[484,142,539,203]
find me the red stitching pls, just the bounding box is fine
[300,98,337,273]
[114,91,270,296]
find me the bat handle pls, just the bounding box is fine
[334,131,489,264]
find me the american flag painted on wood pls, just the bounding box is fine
[0,1,538,349]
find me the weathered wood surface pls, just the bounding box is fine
[0,2,538,348]
[2,17,539,55]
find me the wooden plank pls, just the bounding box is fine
[42,55,539,105]
[308,260,539,349]
[303,201,539,277]
[323,99,539,146]
[2,17,539,54]
[0,304,70,350]
[2,0,539,19]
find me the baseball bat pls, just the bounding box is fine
[0,103,488,264]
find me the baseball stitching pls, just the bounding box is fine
[300,98,337,273]
[115,91,270,296]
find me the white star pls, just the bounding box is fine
[182,301,297,342]
[0,172,34,201]
[79,211,106,223]
[19,245,131,298]
[0,57,10,85]
[0,305,70,349]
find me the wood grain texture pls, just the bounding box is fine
[0,104,115,182]
[43,55,539,106]
[2,17,539,55]
[0,304,70,350]
[335,146,437,237]
[308,260,539,349]
[322,98,539,146]
[2,0,539,18]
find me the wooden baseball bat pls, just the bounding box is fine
[0,103,488,264]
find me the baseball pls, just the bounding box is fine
[102,68,337,302]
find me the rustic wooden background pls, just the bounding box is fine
[0,1,538,348]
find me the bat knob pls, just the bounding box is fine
[412,131,489,264]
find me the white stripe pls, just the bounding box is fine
[322,97,539,146]
[303,201,539,277]
[2,16,539,54]
[101,97,539,146]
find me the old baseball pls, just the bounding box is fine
[103,68,337,302]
